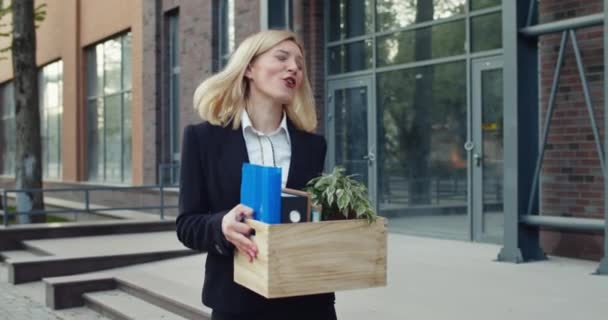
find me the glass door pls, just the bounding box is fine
[327,77,377,206]
[472,57,504,243]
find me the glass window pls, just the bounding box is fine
[0,82,15,175]
[471,0,501,11]
[39,60,63,179]
[329,0,374,41]
[268,0,292,30]
[376,0,466,32]
[328,40,373,75]
[86,32,133,183]
[123,92,132,182]
[377,19,465,67]
[377,61,468,237]
[471,12,502,52]
[216,0,235,70]
[122,32,132,90]
[168,13,180,159]
[104,39,122,95]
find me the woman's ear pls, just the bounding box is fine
[245,64,253,80]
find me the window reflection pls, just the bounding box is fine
[328,40,373,74]
[376,0,466,32]
[377,62,467,236]
[0,82,15,175]
[335,87,369,184]
[39,60,63,179]
[168,12,180,186]
[471,12,502,52]
[377,19,465,67]
[86,33,132,183]
[329,0,374,41]
[104,39,122,95]
[471,0,501,11]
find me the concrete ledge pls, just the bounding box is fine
[117,279,210,319]
[8,250,196,284]
[0,220,176,250]
[84,290,192,320]
[45,274,117,310]
[0,249,50,262]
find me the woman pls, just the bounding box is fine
[176,30,335,320]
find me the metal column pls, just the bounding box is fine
[497,0,546,263]
[599,0,608,275]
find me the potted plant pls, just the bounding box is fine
[304,166,377,223]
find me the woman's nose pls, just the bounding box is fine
[286,60,298,72]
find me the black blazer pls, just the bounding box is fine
[176,120,333,314]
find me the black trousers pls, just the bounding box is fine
[211,305,337,320]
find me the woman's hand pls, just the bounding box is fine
[221,204,258,262]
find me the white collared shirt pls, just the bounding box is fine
[241,110,291,188]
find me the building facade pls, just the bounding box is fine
[0,0,604,261]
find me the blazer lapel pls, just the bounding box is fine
[286,121,304,189]
[221,125,249,193]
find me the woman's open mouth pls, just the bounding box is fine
[283,77,296,89]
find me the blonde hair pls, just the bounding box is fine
[193,30,318,132]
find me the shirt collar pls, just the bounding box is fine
[241,109,290,143]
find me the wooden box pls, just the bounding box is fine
[234,218,387,298]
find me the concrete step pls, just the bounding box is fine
[0,249,46,261]
[43,256,210,319]
[84,289,188,320]
[0,219,176,251]
[116,274,210,320]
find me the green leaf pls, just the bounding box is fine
[314,177,328,189]
[327,193,334,207]
[337,191,348,211]
[356,204,366,217]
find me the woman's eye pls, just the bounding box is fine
[276,55,287,61]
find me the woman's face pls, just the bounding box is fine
[246,40,304,105]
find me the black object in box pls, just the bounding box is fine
[281,188,311,223]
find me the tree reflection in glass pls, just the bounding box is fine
[378,62,466,208]
[376,0,466,32]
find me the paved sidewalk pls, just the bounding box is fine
[41,233,608,320]
[3,232,607,319]
[0,264,108,320]
[0,281,61,320]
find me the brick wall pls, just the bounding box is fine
[300,0,326,135]
[539,0,605,260]
[235,0,261,44]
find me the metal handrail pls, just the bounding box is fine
[1,163,182,227]
[521,215,605,233]
[520,13,604,37]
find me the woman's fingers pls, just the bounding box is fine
[232,221,252,235]
[235,204,254,221]
[221,204,258,261]
[229,232,257,262]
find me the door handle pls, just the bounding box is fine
[473,153,482,167]
[363,152,376,163]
